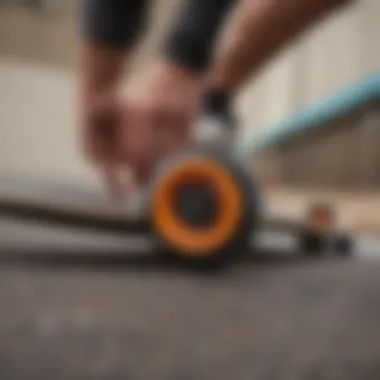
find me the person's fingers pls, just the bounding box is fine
[100,161,135,198]
[82,125,123,197]
[153,101,195,158]
[133,161,154,187]
[116,81,200,188]
[101,163,122,197]
[80,97,116,162]
[125,101,194,185]
[84,95,131,196]
[120,97,157,165]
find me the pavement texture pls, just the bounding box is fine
[0,221,379,380]
[0,177,379,380]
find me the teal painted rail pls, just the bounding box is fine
[237,71,380,156]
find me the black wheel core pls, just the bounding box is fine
[174,182,219,229]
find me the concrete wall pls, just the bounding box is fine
[0,0,379,180]
[238,0,380,135]
[255,102,380,191]
[0,0,178,183]
[0,60,93,182]
[0,0,178,69]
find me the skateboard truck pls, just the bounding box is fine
[146,118,261,265]
[298,201,352,258]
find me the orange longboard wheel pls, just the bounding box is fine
[151,157,244,259]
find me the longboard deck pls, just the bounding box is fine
[0,174,149,234]
[0,174,307,237]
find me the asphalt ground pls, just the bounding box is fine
[0,217,379,380]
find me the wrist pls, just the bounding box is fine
[158,59,202,82]
[78,44,127,106]
[147,59,204,95]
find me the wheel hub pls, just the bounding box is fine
[174,182,218,229]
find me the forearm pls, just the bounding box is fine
[209,0,352,95]
[162,0,237,75]
[78,45,126,107]
[78,0,150,104]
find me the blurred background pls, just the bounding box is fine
[0,2,379,379]
[0,0,378,174]
[0,0,379,231]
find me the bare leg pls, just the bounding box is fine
[208,0,352,96]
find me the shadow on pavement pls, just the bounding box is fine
[0,246,305,274]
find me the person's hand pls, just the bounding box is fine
[79,92,134,197]
[118,59,203,185]
[79,59,203,196]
